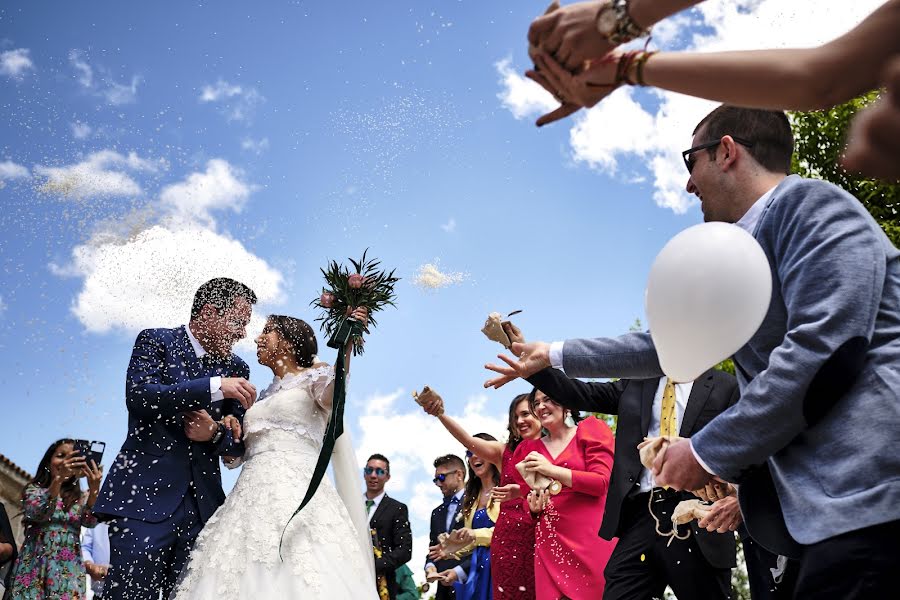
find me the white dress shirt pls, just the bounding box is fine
[185,324,224,401]
[364,491,385,517]
[640,378,693,492]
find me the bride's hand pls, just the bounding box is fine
[221,415,242,441]
[347,306,369,332]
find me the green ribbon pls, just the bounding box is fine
[279,317,362,560]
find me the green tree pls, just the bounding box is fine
[789,92,900,247]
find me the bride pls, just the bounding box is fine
[172,307,378,599]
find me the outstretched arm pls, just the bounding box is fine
[415,387,505,466]
[527,366,625,415]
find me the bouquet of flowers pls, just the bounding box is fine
[310,249,399,354]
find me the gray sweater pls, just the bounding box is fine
[561,175,900,545]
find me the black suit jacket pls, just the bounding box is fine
[369,494,413,600]
[427,495,471,599]
[528,367,739,569]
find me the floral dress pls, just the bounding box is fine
[8,484,97,600]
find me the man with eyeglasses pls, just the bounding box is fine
[485,105,900,598]
[363,454,413,600]
[425,454,470,599]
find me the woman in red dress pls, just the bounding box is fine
[513,389,616,600]
[415,388,542,599]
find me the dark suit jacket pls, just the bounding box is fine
[427,495,472,599]
[369,494,413,600]
[94,326,247,524]
[527,367,739,569]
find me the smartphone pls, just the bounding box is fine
[73,439,106,466]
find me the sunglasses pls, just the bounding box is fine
[682,136,754,174]
[465,450,473,458]
[363,467,387,477]
[433,472,456,484]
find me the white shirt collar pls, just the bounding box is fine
[184,324,207,359]
[364,491,386,506]
[735,186,777,234]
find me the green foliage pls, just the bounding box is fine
[310,249,399,354]
[789,92,900,247]
[714,358,735,376]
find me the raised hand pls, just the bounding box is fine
[221,377,257,410]
[484,341,552,389]
[529,1,615,73]
[57,450,87,481]
[347,305,370,332]
[183,410,217,442]
[527,48,624,126]
[501,321,526,345]
[83,459,103,494]
[843,56,900,181]
[415,386,445,416]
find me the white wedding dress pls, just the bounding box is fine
[172,366,378,599]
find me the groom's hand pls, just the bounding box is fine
[483,341,552,388]
[221,377,257,410]
[184,410,217,442]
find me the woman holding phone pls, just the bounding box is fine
[7,438,103,599]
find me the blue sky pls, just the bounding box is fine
[0,0,879,578]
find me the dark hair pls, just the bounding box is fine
[433,453,466,474]
[267,315,318,368]
[367,453,390,474]
[190,278,258,319]
[461,433,501,519]
[506,393,531,452]
[31,439,81,510]
[527,387,583,424]
[693,106,793,174]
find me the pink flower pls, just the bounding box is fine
[348,273,365,289]
[57,547,76,561]
[320,292,335,308]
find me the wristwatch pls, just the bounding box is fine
[596,0,651,45]
[210,423,226,445]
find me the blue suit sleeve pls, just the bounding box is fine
[126,329,213,419]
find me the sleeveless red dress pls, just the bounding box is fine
[490,445,536,600]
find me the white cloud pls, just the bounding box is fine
[241,137,270,155]
[0,160,29,181]
[497,0,885,213]
[69,49,140,105]
[353,389,508,586]
[0,48,34,78]
[0,295,6,316]
[52,159,284,335]
[495,57,557,120]
[34,150,164,199]
[199,79,264,122]
[71,122,92,139]
[439,218,456,233]
[159,159,252,228]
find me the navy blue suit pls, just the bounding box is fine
[95,325,247,600]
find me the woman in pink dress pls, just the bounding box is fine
[415,388,542,599]
[513,389,616,600]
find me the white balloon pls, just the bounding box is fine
[646,222,772,382]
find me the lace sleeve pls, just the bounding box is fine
[307,365,337,411]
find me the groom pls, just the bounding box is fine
[95,277,259,600]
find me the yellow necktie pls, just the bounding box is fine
[660,378,678,437]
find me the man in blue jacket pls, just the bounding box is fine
[486,106,900,599]
[95,277,258,600]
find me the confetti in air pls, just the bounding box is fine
[411,263,466,289]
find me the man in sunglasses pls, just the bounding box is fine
[363,454,413,600]
[486,105,900,598]
[425,454,470,599]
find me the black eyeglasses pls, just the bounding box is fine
[363,467,387,477]
[682,136,754,174]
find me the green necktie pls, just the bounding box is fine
[366,499,375,515]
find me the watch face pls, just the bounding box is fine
[597,8,618,35]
